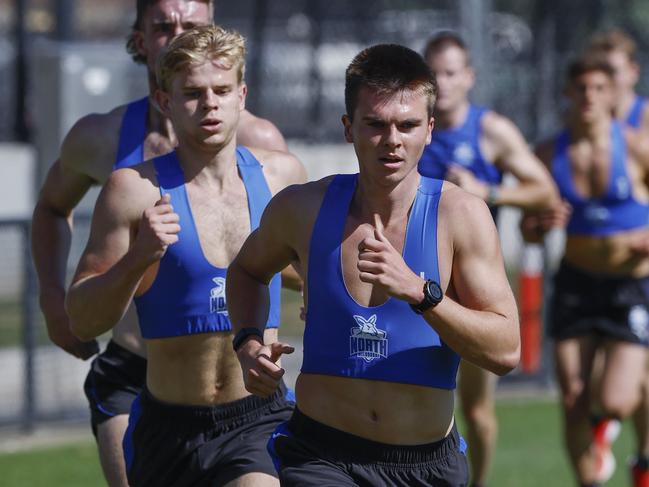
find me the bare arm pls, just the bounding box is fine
[519,140,571,243]
[427,190,520,374]
[449,112,558,210]
[66,169,180,340]
[31,159,98,359]
[30,112,118,359]
[228,184,307,396]
[237,110,289,152]
[249,148,308,293]
[356,190,520,375]
[485,113,559,210]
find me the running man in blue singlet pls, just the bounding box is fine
[522,56,649,487]
[227,43,520,487]
[31,2,291,485]
[66,26,306,487]
[419,32,558,487]
[586,30,649,487]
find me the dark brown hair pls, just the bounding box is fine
[567,55,615,82]
[345,44,437,120]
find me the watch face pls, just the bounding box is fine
[427,281,443,302]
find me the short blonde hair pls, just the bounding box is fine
[156,25,246,92]
[587,29,637,62]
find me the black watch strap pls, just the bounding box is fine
[410,279,443,315]
[232,327,264,351]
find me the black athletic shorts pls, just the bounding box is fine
[123,382,295,487]
[549,261,649,346]
[83,339,146,436]
[268,407,469,487]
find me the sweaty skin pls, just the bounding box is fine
[228,86,519,445]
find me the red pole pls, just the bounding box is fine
[518,244,544,374]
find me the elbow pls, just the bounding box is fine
[529,186,561,211]
[492,346,521,377]
[490,324,521,376]
[537,184,560,210]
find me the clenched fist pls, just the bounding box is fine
[132,193,181,264]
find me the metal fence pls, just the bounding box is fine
[0,215,95,431]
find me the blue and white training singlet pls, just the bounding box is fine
[300,174,460,389]
[134,147,281,339]
[552,121,649,236]
[418,105,502,220]
[418,105,502,186]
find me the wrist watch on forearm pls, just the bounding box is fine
[410,279,444,314]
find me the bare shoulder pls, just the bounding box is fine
[246,146,307,193]
[481,110,524,144]
[237,110,288,152]
[269,176,332,213]
[262,176,334,237]
[100,160,159,221]
[60,104,128,184]
[439,181,497,244]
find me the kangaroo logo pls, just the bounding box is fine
[209,277,228,315]
[350,314,388,363]
[453,142,475,168]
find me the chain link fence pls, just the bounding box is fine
[0,215,94,430]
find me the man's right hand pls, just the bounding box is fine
[236,339,294,398]
[42,297,99,360]
[132,194,181,264]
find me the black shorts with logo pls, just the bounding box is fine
[123,382,295,487]
[268,408,469,487]
[83,340,147,436]
[549,261,649,346]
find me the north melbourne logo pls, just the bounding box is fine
[209,277,228,315]
[350,314,388,363]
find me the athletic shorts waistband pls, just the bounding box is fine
[557,260,649,284]
[140,381,289,428]
[287,408,461,465]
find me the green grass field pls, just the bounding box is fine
[0,396,637,487]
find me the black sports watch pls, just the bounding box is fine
[410,279,443,314]
[232,327,264,352]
